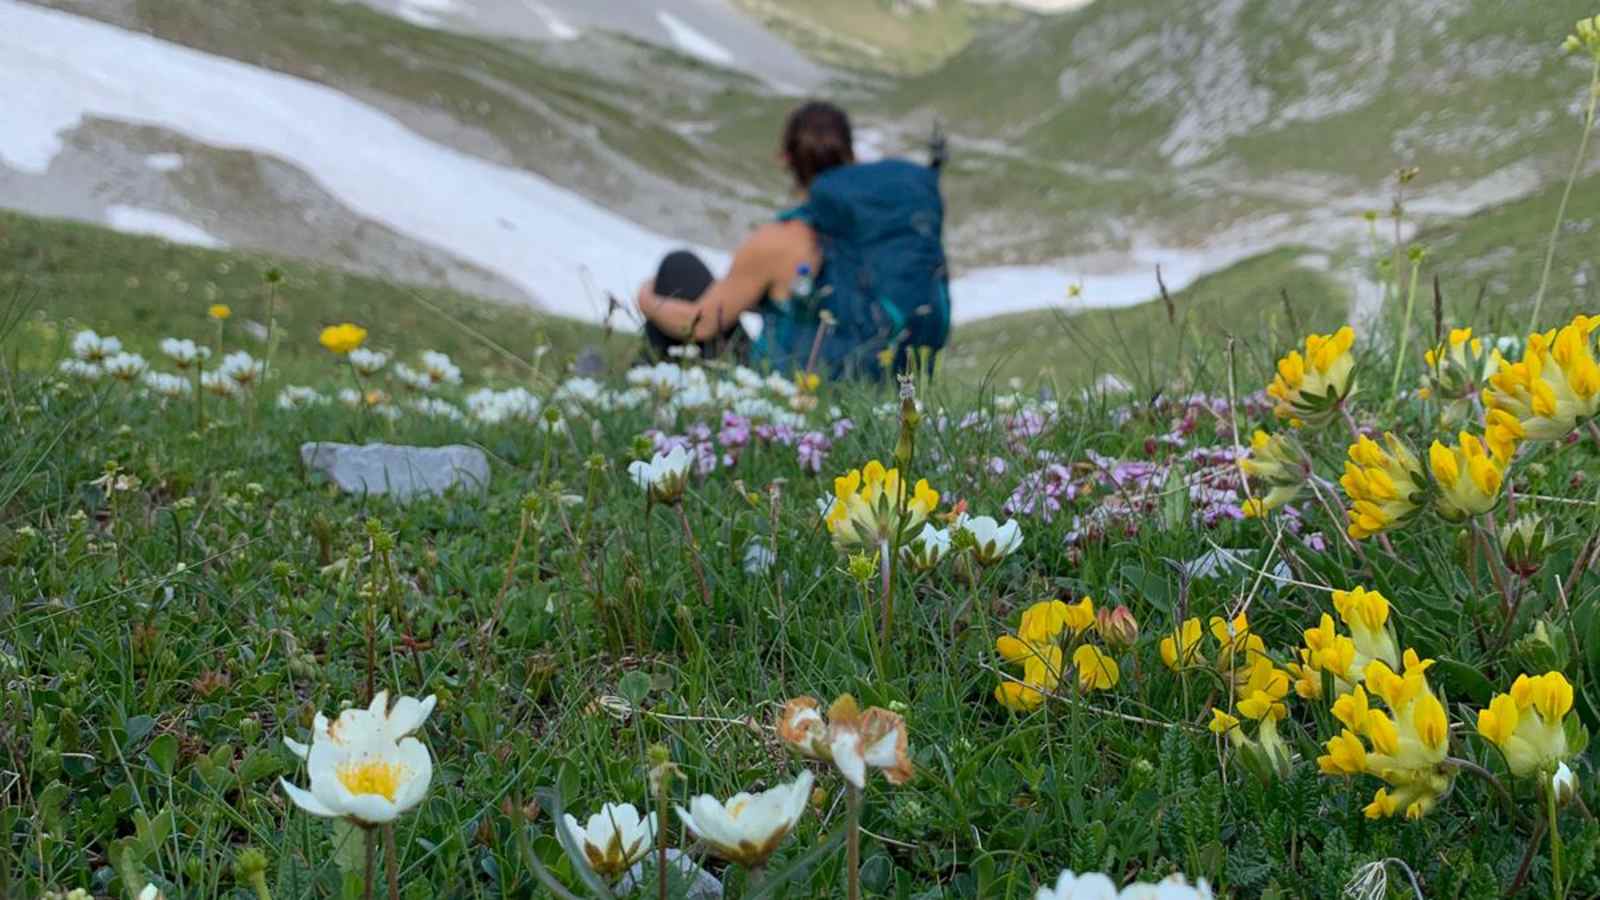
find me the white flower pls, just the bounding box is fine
[776,695,912,790]
[420,350,461,384]
[666,343,701,359]
[348,348,389,376]
[957,514,1022,565]
[1036,870,1213,900]
[58,359,103,381]
[277,385,330,410]
[71,329,122,362]
[465,387,541,425]
[744,540,776,575]
[554,376,604,408]
[103,352,148,382]
[138,885,162,900]
[159,337,211,368]
[393,363,431,392]
[562,802,656,880]
[143,371,191,397]
[1554,761,1578,803]
[279,691,435,826]
[675,770,813,867]
[201,370,240,397]
[409,397,464,421]
[901,523,951,571]
[338,387,364,408]
[218,351,263,388]
[628,446,693,504]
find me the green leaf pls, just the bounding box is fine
[1433,658,1494,707]
[332,819,367,875]
[745,825,847,900]
[123,715,155,749]
[146,733,178,777]
[618,671,652,707]
[237,749,285,785]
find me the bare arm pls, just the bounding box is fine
[637,232,777,342]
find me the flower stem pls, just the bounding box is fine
[363,827,376,900]
[1550,780,1566,900]
[675,503,713,606]
[1387,257,1423,405]
[1531,57,1600,334]
[845,785,862,900]
[383,824,401,900]
[656,771,670,900]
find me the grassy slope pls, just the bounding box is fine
[1,210,620,385]
[727,0,1007,74]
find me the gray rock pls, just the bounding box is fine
[300,442,489,501]
[617,849,723,899]
[1182,547,1291,583]
[573,345,607,377]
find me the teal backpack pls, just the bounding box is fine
[754,158,951,379]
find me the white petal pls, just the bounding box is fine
[368,690,390,717]
[392,737,433,813]
[1070,873,1119,900]
[627,460,653,490]
[280,779,340,818]
[385,695,436,740]
[342,791,400,825]
[861,727,902,770]
[283,736,310,760]
[829,731,866,789]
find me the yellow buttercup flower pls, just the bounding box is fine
[1339,432,1426,539]
[319,323,369,355]
[1159,618,1205,671]
[1238,430,1308,517]
[1072,644,1119,692]
[823,460,939,548]
[1476,671,1577,777]
[1267,326,1357,426]
[1429,431,1505,520]
[1483,314,1600,441]
[209,304,232,321]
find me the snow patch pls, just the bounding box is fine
[526,1,579,41]
[105,205,224,248]
[144,152,183,172]
[396,0,454,27]
[656,12,736,67]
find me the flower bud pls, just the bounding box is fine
[846,551,878,585]
[1095,605,1140,650]
[1500,514,1556,579]
[1511,619,1571,674]
[1553,762,1578,804]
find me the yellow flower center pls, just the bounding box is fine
[337,760,405,801]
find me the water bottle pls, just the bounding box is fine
[788,263,814,305]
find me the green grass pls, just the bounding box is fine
[0,210,617,386]
[10,225,1600,898]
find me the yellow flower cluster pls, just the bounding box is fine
[994,597,1119,712]
[1237,430,1308,518]
[1476,671,1579,778]
[1317,650,1453,820]
[1428,432,1506,521]
[1339,432,1425,539]
[1419,328,1497,426]
[1288,587,1400,700]
[1267,326,1357,427]
[824,460,939,548]
[1159,612,1266,679]
[319,323,369,355]
[1209,655,1294,781]
[1483,314,1600,442]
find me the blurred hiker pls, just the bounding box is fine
[637,101,950,379]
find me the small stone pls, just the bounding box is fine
[1182,548,1290,583]
[300,443,489,502]
[573,346,606,377]
[617,848,723,899]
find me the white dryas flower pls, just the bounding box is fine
[58,359,103,381]
[143,371,191,398]
[1036,870,1213,900]
[628,446,693,504]
[562,802,656,880]
[102,352,148,382]
[348,348,389,376]
[393,363,430,391]
[279,691,435,826]
[901,523,951,571]
[159,337,210,369]
[71,329,122,362]
[420,350,461,384]
[676,770,813,868]
[409,397,464,421]
[218,351,263,389]
[277,386,330,410]
[201,370,240,398]
[465,387,541,425]
[957,514,1022,565]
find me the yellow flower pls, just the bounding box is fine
[824,460,939,548]
[1565,14,1600,58]
[995,681,1045,712]
[1429,432,1505,520]
[994,617,1065,711]
[1476,671,1576,777]
[1267,326,1357,426]
[1339,432,1426,539]
[1072,644,1119,692]
[1317,648,1454,819]
[1287,651,1323,700]
[1159,618,1205,671]
[1483,315,1600,441]
[1421,328,1497,424]
[1060,597,1096,635]
[1018,600,1071,644]
[1319,729,1368,775]
[1237,430,1308,517]
[209,304,232,321]
[1236,657,1291,722]
[1483,408,1525,465]
[1329,587,1400,673]
[1303,614,1358,684]
[319,323,369,355]
[1208,612,1266,673]
[794,371,821,393]
[1209,709,1241,735]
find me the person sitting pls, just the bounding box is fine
[636,101,951,379]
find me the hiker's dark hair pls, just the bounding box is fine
[782,101,854,189]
